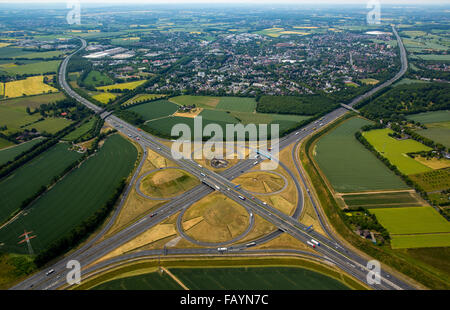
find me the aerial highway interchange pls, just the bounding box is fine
[11,25,414,291]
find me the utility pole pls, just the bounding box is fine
[18,230,36,256]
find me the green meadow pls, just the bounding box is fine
[363,128,432,175]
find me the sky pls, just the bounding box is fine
[0,0,448,5]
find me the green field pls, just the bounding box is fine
[0,47,63,59]
[0,94,70,135]
[131,96,309,138]
[171,267,349,290]
[62,118,96,141]
[409,115,450,149]
[198,109,239,124]
[0,134,137,254]
[314,118,408,192]
[169,95,220,109]
[0,138,13,150]
[0,92,66,109]
[391,234,450,249]
[371,206,450,249]
[408,111,450,148]
[83,70,113,88]
[144,115,234,139]
[15,50,64,59]
[92,271,182,290]
[371,206,450,234]
[93,267,350,290]
[216,97,257,112]
[394,78,430,87]
[0,138,44,166]
[342,192,423,209]
[22,117,73,134]
[408,110,450,124]
[0,47,64,59]
[1,60,61,75]
[129,99,179,120]
[409,168,450,192]
[0,143,83,224]
[363,128,432,175]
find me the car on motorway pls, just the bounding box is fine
[150,213,157,218]
[46,269,55,276]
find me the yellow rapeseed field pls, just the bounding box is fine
[2,75,58,99]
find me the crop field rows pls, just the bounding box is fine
[0,134,137,254]
[63,118,97,142]
[408,111,450,149]
[313,116,450,250]
[314,118,408,193]
[341,191,424,209]
[90,266,351,290]
[0,138,45,165]
[170,267,349,290]
[0,143,83,225]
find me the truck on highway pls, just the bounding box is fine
[215,185,220,190]
[200,172,206,177]
[217,247,227,252]
[307,241,316,248]
[311,239,320,246]
[238,195,246,200]
[246,242,256,247]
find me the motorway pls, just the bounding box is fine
[12,26,414,291]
